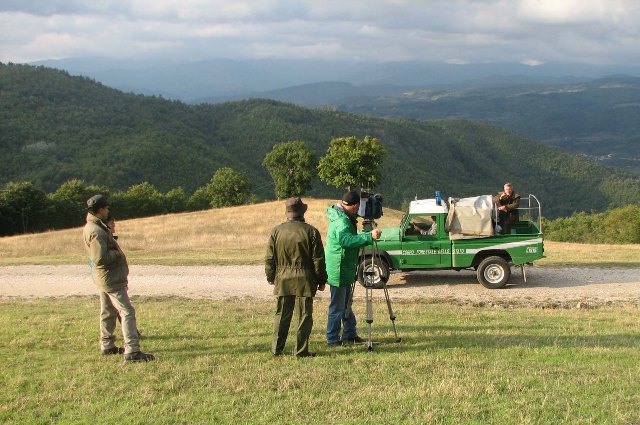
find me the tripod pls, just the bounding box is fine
[347,239,401,352]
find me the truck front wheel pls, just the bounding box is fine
[357,257,389,289]
[476,256,511,289]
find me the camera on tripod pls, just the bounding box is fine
[357,191,383,220]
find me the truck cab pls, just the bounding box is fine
[359,194,544,289]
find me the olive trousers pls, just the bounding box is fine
[271,296,313,356]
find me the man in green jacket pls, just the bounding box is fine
[83,195,154,362]
[325,191,381,346]
[265,197,327,357]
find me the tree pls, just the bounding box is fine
[0,181,50,235]
[263,141,316,198]
[187,187,212,211]
[208,167,252,208]
[48,179,110,229]
[113,182,165,218]
[317,135,386,190]
[164,187,187,213]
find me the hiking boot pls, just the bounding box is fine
[101,346,124,355]
[296,351,317,358]
[327,341,343,347]
[343,336,365,344]
[124,351,155,362]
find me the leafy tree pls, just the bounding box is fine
[112,182,165,218]
[208,167,252,208]
[165,187,187,213]
[263,141,316,198]
[187,187,212,211]
[0,181,50,235]
[317,136,386,190]
[48,179,110,229]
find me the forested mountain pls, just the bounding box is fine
[2,63,640,218]
[338,77,640,173]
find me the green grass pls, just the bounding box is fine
[1,298,639,424]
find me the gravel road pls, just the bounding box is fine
[1,265,639,307]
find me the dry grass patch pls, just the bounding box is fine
[0,199,405,265]
[541,241,640,267]
[1,200,638,267]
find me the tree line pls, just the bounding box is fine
[0,136,385,236]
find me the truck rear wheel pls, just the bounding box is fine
[357,257,389,289]
[477,256,511,289]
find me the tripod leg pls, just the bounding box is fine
[366,286,374,351]
[382,282,401,343]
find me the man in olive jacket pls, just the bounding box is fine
[325,191,381,346]
[265,197,327,357]
[493,182,521,234]
[83,195,154,362]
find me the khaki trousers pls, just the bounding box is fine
[99,288,140,354]
[272,296,313,356]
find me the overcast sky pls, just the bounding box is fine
[1,0,639,65]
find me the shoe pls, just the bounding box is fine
[344,336,366,344]
[124,351,155,362]
[297,352,317,358]
[101,346,124,355]
[327,341,343,347]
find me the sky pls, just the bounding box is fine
[1,0,640,66]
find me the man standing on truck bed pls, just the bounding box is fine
[325,191,381,346]
[494,182,521,234]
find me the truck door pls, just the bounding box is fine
[400,215,448,267]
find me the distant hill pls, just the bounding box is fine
[338,76,640,173]
[2,63,640,218]
[194,82,406,106]
[31,57,640,102]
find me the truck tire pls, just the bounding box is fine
[357,257,389,289]
[476,256,511,289]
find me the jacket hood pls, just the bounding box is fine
[326,204,346,222]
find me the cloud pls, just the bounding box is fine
[1,0,640,65]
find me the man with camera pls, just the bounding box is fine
[265,197,327,357]
[83,195,154,362]
[325,191,382,346]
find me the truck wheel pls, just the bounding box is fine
[358,257,389,289]
[476,256,511,289]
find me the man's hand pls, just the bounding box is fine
[371,228,382,240]
[318,283,326,291]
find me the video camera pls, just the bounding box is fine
[358,191,383,220]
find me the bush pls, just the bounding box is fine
[545,205,640,244]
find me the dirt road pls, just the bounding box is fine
[1,265,639,307]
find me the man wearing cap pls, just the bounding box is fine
[325,191,382,346]
[265,197,327,357]
[83,194,154,362]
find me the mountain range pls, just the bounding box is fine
[29,57,640,173]
[2,62,640,218]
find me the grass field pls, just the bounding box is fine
[1,298,638,424]
[1,198,639,266]
[2,200,639,423]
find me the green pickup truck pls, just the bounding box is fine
[358,194,544,289]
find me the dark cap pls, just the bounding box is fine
[86,194,109,212]
[341,191,360,206]
[285,197,307,218]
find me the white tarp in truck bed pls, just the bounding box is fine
[445,195,494,240]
